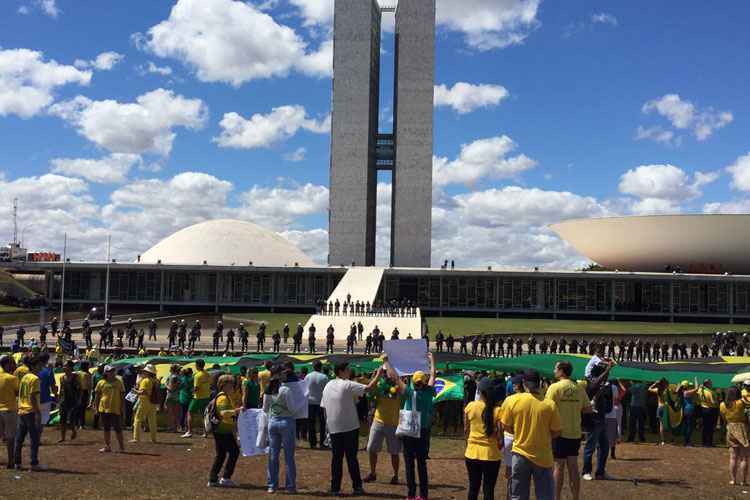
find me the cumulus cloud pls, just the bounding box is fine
[0,48,91,118]
[50,154,142,184]
[135,0,332,86]
[591,13,618,26]
[75,52,125,71]
[726,152,750,192]
[634,125,678,146]
[37,0,60,18]
[214,105,330,150]
[236,183,329,229]
[436,0,541,50]
[619,164,719,214]
[288,0,333,27]
[433,135,536,187]
[284,147,307,162]
[434,82,509,114]
[640,94,733,142]
[49,88,208,156]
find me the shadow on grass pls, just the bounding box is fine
[118,451,161,457]
[30,467,97,475]
[616,457,658,462]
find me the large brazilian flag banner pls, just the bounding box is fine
[433,375,464,403]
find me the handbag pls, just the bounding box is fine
[256,410,269,448]
[396,389,421,438]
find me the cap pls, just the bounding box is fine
[412,371,428,385]
[104,364,115,372]
[680,380,691,388]
[523,369,541,389]
[142,364,157,375]
[743,380,750,387]
[477,376,494,393]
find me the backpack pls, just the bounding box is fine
[204,393,223,435]
[150,380,162,405]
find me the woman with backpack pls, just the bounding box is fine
[131,364,158,443]
[263,368,297,493]
[208,374,241,488]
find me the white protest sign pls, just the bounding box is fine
[238,408,268,457]
[384,339,429,376]
[285,379,309,419]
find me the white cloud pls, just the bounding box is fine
[433,135,536,187]
[288,0,333,27]
[591,13,618,26]
[17,6,30,15]
[0,48,91,118]
[237,183,329,229]
[50,154,142,184]
[74,51,124,71]
[618,164,719,214]
[284,147,307,162]
[135,0,332,86]
[38,0,59,18]
[50,88,208,156]
[436,0,541,50]
[145,61,173,76]
[726,152,750,192]
[434,82,509,114]
[281,228,328,264]
[214,105,329,150]
[634,125,677,146]
[641,94,733,142]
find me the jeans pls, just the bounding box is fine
[268,416,296,490]
[466,458,501,500]
[15,413,40,466]
[510,453,553,500]
[209,432,240,482]
[702,407,718,446]
[627,406,646,442]
[403,427,430,498]
[582,421,609,477]
[330,429,362,493]
[308,404,326,448]
[682,411,695,445]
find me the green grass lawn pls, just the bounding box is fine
[221,312,312,333]
[424,316,736,336]
[0,305,25,313]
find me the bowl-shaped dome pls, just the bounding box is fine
[139,219,316,267]
[551,214,750,274]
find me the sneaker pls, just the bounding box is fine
[582,473,593,481]
[268,487,276,494]
[595,473,615,481]
[181,432,193,438]
[352,488,366,496]
[363,473,377,483]
[207,481,218,488]
[99,447,112,453]
[219,478,236,487]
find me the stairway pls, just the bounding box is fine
[303,267,422,341]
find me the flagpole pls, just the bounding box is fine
[60,232,67,324]
[104,234,111,319]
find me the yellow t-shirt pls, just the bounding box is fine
[501,392,561,468]
[464,400,503,461]
[14,365,29,383]
[138,377,154,406]
[721,401,746,423]
[258,370,271,396]
[373,394,401,427]
[545,379,588,439]
[193,369,211,399]
[18,373,40,416]
[0,372,19,412]
[96,378,125,415]
[699,387,719,409]
[78,371,92,391]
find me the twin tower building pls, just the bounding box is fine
[329,0,435,268]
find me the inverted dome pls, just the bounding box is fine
[551,214,750,274]
[139,219,316,267]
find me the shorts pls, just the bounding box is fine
[367,420,401,455]
[503,433,514,467]
[552,437,581,459]
[189,397,210,415]
[656,406,664,420]
[59,405,77,425]
[0,411,17,440]
[101,413,122,432]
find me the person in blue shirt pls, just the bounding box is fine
[36,353,57,437]
[391,352,436,500]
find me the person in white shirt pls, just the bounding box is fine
[321,362,382,495]
[306,360,330,449]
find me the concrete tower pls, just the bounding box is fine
[329,0,435,268]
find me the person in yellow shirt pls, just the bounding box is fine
[13,357,29,383]
[698,379,719,447]
[0,355,20,468]
[131,364,158,443]
[77,361,92,430]
[258,360,273,396]
[500,369,561,500]
[93,364,126,453]
[208,374,242,487]
[546,361,592,500]
[464,377,503,500]
[364,357,403,485]
[720,387,750,486]
[182,359,211,438]
[14,355,43,470]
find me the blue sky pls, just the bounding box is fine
[1,0,749,269]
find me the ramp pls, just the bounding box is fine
[326,267,385,306]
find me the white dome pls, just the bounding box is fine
[139,219,316,267]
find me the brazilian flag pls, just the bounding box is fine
[433,375,464,403]
[661,388,683,435]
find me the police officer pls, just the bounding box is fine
[293,323,303,353]
[357,321,364,342]
[148,319,158,341]
[435,330,445,352]
[168,320,177,348]
[272,330,281,353]
[308,323,317,354]
[446,333,455,353]
[346,331,355,354]
[283,323,290,345]
[189,320,201,350]
[459,336,468,354]
[256,323,266,353]
[216,320,224,343]
[326,325,335,354]
[364,332,373,354]
[238,323,249,352]
[212,326,221,353]
[226,328,236,352]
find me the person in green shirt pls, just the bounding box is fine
[242,368,260,409]
[178,368,194,433]
[91,364,105,430]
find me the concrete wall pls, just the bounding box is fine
[391,0,435,268]
[329,0,381,267]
